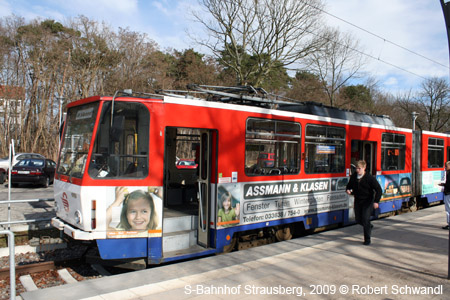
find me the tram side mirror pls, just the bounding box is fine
[110,115,125,142]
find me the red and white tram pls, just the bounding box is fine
[51,85,447,265]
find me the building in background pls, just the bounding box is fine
[0,85,25,149]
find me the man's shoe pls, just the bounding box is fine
[363,240,371,245]
[442,225,449,230]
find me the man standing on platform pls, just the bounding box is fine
[346,160,382,245]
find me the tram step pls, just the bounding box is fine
[163,215,198,233]
[163,229,197,253]
[163,244,213,259]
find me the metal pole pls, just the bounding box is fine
[59,97,63,146]
[440,0,450,280]
[7,140,13,230]
[0,230,16,299]
[411,112,418,131]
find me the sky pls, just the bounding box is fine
[0,0,448,95]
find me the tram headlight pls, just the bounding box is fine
[74,210,83,225]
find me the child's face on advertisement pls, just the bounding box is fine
[223,196,231,210]
[127,197,151,230]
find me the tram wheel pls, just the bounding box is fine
[222,237,237,253]
[408,203,418,212]
[408,199,418,212]
[275,226,292,241]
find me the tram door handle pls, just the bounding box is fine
[198,181,207,232]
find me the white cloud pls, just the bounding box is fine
[383,76,399,87]
[152,1,170,16]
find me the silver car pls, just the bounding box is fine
[0,153,45,172]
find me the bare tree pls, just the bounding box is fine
[67,16,117,98]
[103,28,161,93]
[18,20,70,156]
[193,0,324,86]
[305,27,366,107]
[415,77,450,132]
[394,77,450,132]
[393,90,419,129]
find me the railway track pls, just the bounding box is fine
[0,262,82,299]
[0,244,102,300]
[0,261,55,279]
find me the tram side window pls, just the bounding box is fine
[381,133,406,171]
[305,125,345,174]
[88,102,149,179]
[245,118,301,176]
[427,137,444,168]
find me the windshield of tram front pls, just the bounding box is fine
[57,100,150,179]
[57,102,99,178]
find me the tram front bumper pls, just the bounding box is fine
[51,217,106,240]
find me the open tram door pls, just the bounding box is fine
[163,127,216,257]
[350,140,376,175]
[348,140,377,223]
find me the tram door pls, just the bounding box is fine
[163,127,214,249]
[197,130,212,247]
[351,140,376,175]
[363,142,376,175]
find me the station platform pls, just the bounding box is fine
[22,205,449,300]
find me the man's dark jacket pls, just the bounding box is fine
[346,172,382,204]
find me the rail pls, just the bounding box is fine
[0,230,15,299]
[0,198,55,227]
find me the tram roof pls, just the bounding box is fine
[76,85,395,127]
[276,102,395,127]
[158,84,395,127]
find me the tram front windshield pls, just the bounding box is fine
[57,102,99,178]
[57,101,150,179]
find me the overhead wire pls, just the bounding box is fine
[302,0,449,69]
[299,0,450,78]
[298,24,430,80]
[215,0,448,81]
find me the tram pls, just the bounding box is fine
[51,85,448,265]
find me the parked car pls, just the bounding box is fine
[257,152,275,168]
[0,168,6,184]
[176,159,198,169]
[0,153,45,172]
[10,158,56,187]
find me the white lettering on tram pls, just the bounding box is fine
[245,184,292,197]
[244,180,330,199]
[299,181,328,192]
